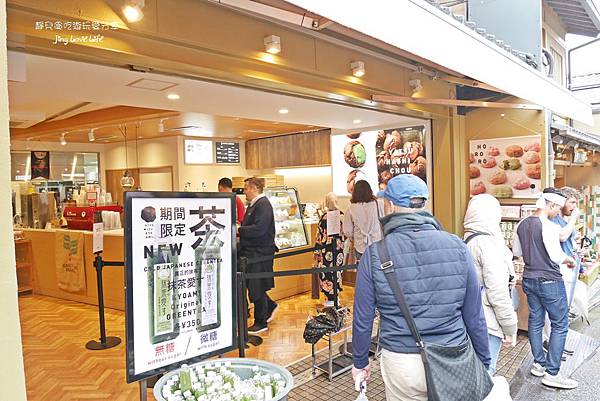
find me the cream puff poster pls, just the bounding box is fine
[469,135,542,199]
[331,125,429,197]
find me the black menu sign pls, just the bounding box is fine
[215,142,240,164]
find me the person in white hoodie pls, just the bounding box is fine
[464,194,518,375]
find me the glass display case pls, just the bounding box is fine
[264,187,309,251]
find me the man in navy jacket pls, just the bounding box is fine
[352,175,490,400]
[239,177,278,334]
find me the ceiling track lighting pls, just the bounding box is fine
[264,35,281,54]
[123,0,145,23]
[350,61,365,77]
[158,119,165,133]
[60,133,67,146]
[88,128,96,142]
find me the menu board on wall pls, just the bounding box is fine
[215,142,240,164]
[331,124,431,197]
[125,192,237,383]
[184,140,214,164]
[469,135,542,199]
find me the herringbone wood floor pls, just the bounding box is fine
[18,289,355,400]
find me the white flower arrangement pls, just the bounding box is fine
[160,363,287,401]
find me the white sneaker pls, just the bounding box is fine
[530,363,545,377]
[541,373,578,389]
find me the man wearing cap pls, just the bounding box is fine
[512,188,577,389]
[351,174,490,401]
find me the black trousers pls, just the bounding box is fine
[253,292,276,325]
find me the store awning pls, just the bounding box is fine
[283,0,594,125]
[551,122,600,148]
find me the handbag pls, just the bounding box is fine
[376,238,494,401]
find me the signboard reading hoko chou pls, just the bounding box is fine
[125,191,238,383]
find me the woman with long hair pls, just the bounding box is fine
[343,180,384,260]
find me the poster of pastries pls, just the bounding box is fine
[331,124,430,197]
[331,131,378,196]
[375,125,428,189]
[469,135,542,199]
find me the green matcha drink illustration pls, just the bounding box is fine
[195,229,223,332]
[146,224,181,344]
[344,140,366,168]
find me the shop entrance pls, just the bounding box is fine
[8,52,431,399]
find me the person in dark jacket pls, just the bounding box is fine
[352,174,490,401]
[239,177,278,334]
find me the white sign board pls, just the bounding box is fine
[125,192,237,383]
[92,222,104,253]
[184,140,214,164]
[326,210,341,236]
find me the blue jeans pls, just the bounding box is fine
[488,334,503,375]
[522,278,569,375]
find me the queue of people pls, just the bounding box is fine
[349,175,583,401]
[221,172,583,400]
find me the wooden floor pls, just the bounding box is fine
[18,289,355,401]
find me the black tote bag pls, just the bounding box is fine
[376,238,493,401]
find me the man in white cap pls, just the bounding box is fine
[512,188,577,389]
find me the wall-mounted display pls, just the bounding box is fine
[184,140,214,164]
[469,135,541,199]
[331,123,431,197]
[215,142,240,164]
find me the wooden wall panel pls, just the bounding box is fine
[245,129,331,169]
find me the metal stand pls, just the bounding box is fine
[85,252,122,350]
[312,307,353,381]
[331,234,340,310]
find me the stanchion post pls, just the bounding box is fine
[239,256,263,347]
[236,270,246,357]
[85,251,121,350]
[331,235,339,310]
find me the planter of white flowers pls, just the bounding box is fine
[153,358,294,401]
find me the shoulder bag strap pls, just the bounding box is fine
[464,231,489,245]
[376,238,424,348]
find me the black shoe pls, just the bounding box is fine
[267,302,279,323]
[248,323,268,334]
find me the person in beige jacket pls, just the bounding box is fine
[464,194,518,375]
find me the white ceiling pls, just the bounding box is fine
[7,51,426,134]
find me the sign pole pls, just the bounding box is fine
[139,379,147,401]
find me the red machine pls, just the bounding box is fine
[63,205,124,230]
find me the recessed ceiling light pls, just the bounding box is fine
[273,122,280,125]
[64,168,68,172]
[234,117,241,121]
[123,0,145,23]
[138,136,143,139]
[353,119,362,124]
[278,108,289,114]
[167,93,180,100]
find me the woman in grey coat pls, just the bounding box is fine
[464,194,518,375]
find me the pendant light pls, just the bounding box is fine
[120,125,135,189]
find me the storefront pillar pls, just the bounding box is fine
[0,0,28,398]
